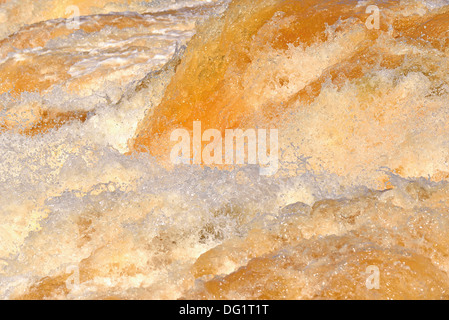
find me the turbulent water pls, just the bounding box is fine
[1,0,449,299]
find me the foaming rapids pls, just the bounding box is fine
[1,0,449,300]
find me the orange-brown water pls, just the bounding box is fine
[1,0,449,300]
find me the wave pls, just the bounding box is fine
[1,0,449,299]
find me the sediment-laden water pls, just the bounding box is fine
[1,0,449,299]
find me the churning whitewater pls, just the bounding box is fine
[1,0,449,299]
